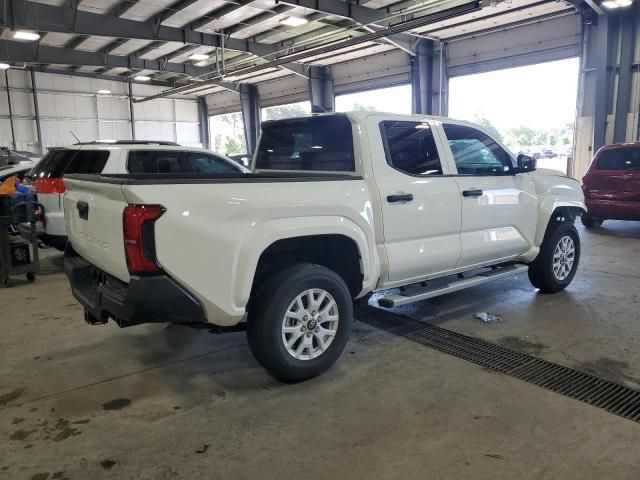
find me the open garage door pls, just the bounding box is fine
[449,58,580,175]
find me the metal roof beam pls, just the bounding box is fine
[0,39,238,92]
[1,1,310,77]
[278,0,417,50]
[224,4,298,35]
[190,0,260,31]
[108,0,143,18]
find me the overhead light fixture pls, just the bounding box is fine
[280,16,308,27]
[13,30,41,41]
[602,0,632,7]
[0,63,10,70]
[97,89,111,94]
[195,60,209,67]
[189,53,210,61]
[415,123,430,129]
[134,75,151,82]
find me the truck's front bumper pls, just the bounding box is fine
[64,244,206,327]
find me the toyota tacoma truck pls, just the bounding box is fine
[63,112,586,382]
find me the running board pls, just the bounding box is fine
[378,264,529,308]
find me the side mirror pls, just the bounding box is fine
[516,154,537,173]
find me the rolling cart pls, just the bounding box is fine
[0,192,40,288]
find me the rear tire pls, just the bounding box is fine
[581,215,603,228]
[247,263,353,383]
[528,222,580,293]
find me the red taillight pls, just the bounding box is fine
[35,178,66,194]
[123,204,165,274]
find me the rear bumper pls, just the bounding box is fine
[64,244,206,327]
[585,199,640,220]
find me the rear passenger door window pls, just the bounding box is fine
[443,124,513,175]
[127,151,183,174]
[185,153,239,174]
[64,150,110,174]
[380,121,443,176]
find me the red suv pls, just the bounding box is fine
[581,143,640,227]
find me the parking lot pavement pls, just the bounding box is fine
[1,222,640,479]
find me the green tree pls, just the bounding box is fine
[263,103,308,121]
[352,102,377,112]
[473,115,503,141]
[224,137,245,155]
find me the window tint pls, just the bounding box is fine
[443,124,513,175]
[64,150,110,174]
[256,116,355,172]
[596,148,640,170]
[185,153,239,174]
[128,151,183,174]
[380,121,443,176]
[30,150,76,178]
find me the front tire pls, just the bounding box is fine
[247,263,353,382]
[528,222,580,293]
[581,215,603,228]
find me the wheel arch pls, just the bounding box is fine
[234,216,379,310]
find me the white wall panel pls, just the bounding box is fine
[41,119,99,147]
[134,98,175,122]
[134,122,177,142]
[175,101,199,122]
[176,123,201,147]
[97,96,130,120]
[98,121,132,141]
[1,71,202,150]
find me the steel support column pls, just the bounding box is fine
[411,39,434,115]
[198,97,210,149]
[613,13,635,143]
[128,79,136,140]
[308,66,334,113]
[593,14,612,152]
[30,68,43,153]
[240,84,260,154]
[4,70,16,150]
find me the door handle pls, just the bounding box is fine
[77,201,89,220]
[387,193,414,203]
[462,189,483,197]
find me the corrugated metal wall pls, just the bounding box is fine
[0,70,202,152]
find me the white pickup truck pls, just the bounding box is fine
[63,112,586,382]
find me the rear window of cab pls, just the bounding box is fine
[255,115,355,172]
[596,147,640,170]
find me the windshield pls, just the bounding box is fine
[255,115,355,172]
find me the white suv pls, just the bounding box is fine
[28,141,248,250]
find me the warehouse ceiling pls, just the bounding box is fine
[0,0,583,96]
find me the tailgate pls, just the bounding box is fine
[64,178,130,282]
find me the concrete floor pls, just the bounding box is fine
[1,221,640,480]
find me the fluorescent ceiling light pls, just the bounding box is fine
[0,63,10,70]
[99,139,117,143]
[415,123,430,129]
[194,60,209,67]
[280,16,308,27]
[97,89,111,94]
[601,0,631,7]
[134,75,151,82]
[13,30,41,41]
[189,53,210,61]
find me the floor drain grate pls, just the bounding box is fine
[360,308,640,423]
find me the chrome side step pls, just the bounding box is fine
[378,264,529,308]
